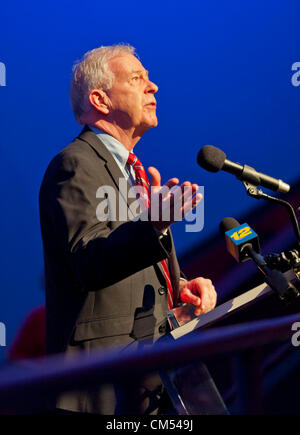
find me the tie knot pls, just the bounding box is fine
[126,152,150,195]
[127,152,142,169]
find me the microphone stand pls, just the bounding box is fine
[242,181,300,246]
[240,181,300,303]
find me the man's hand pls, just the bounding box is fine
[179,278,217,316]
[148,166,202,233]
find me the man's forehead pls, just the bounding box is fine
[108,55,147,75]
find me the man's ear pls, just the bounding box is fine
[89,89,110,115]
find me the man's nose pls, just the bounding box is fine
[146,80,158,94]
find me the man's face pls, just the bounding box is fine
[106,54,158,136]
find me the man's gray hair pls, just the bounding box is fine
[70,44,136,124]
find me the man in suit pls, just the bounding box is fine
[39,44,217,414]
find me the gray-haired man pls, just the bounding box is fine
[39,44,217,414]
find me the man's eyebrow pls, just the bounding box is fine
[131,69,149,77]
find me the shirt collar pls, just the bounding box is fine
[88,125,129,169]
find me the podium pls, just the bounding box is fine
[161,269,299,415]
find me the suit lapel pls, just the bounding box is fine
[78,126,138,219]
[78,125,124,188]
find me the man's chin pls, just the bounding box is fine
[148,116,158,128]
[138,120,158,135]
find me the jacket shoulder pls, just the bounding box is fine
[39,133,105,204]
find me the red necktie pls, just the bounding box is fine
[127,152,174,310]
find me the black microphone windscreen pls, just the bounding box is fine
[219,217,240,234]
[197,145,226,173]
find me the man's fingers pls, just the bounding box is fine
[148,172,201,231]
[148,166,161,186]
[193,192,203,206]
[194,306,203,316]
[166,182,200,219]
[180,288,201,307]
[182,193,202,217]
[195,278,216,313]
[165,178,180,190]
[179,278,217,317]
[173,183,202,218]
[148,166,179,192]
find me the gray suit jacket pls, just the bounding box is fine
[39,126,182,359]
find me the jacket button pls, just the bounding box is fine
[159,324,167,334]
[158,286,167,295]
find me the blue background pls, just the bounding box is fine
[0,0,300,360]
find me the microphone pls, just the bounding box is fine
[219,217,260,263]
[197,145,290,193]
[220,217,299,302]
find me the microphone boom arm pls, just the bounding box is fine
[242,180,300,246]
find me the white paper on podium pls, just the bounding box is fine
[169,269,297,340]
